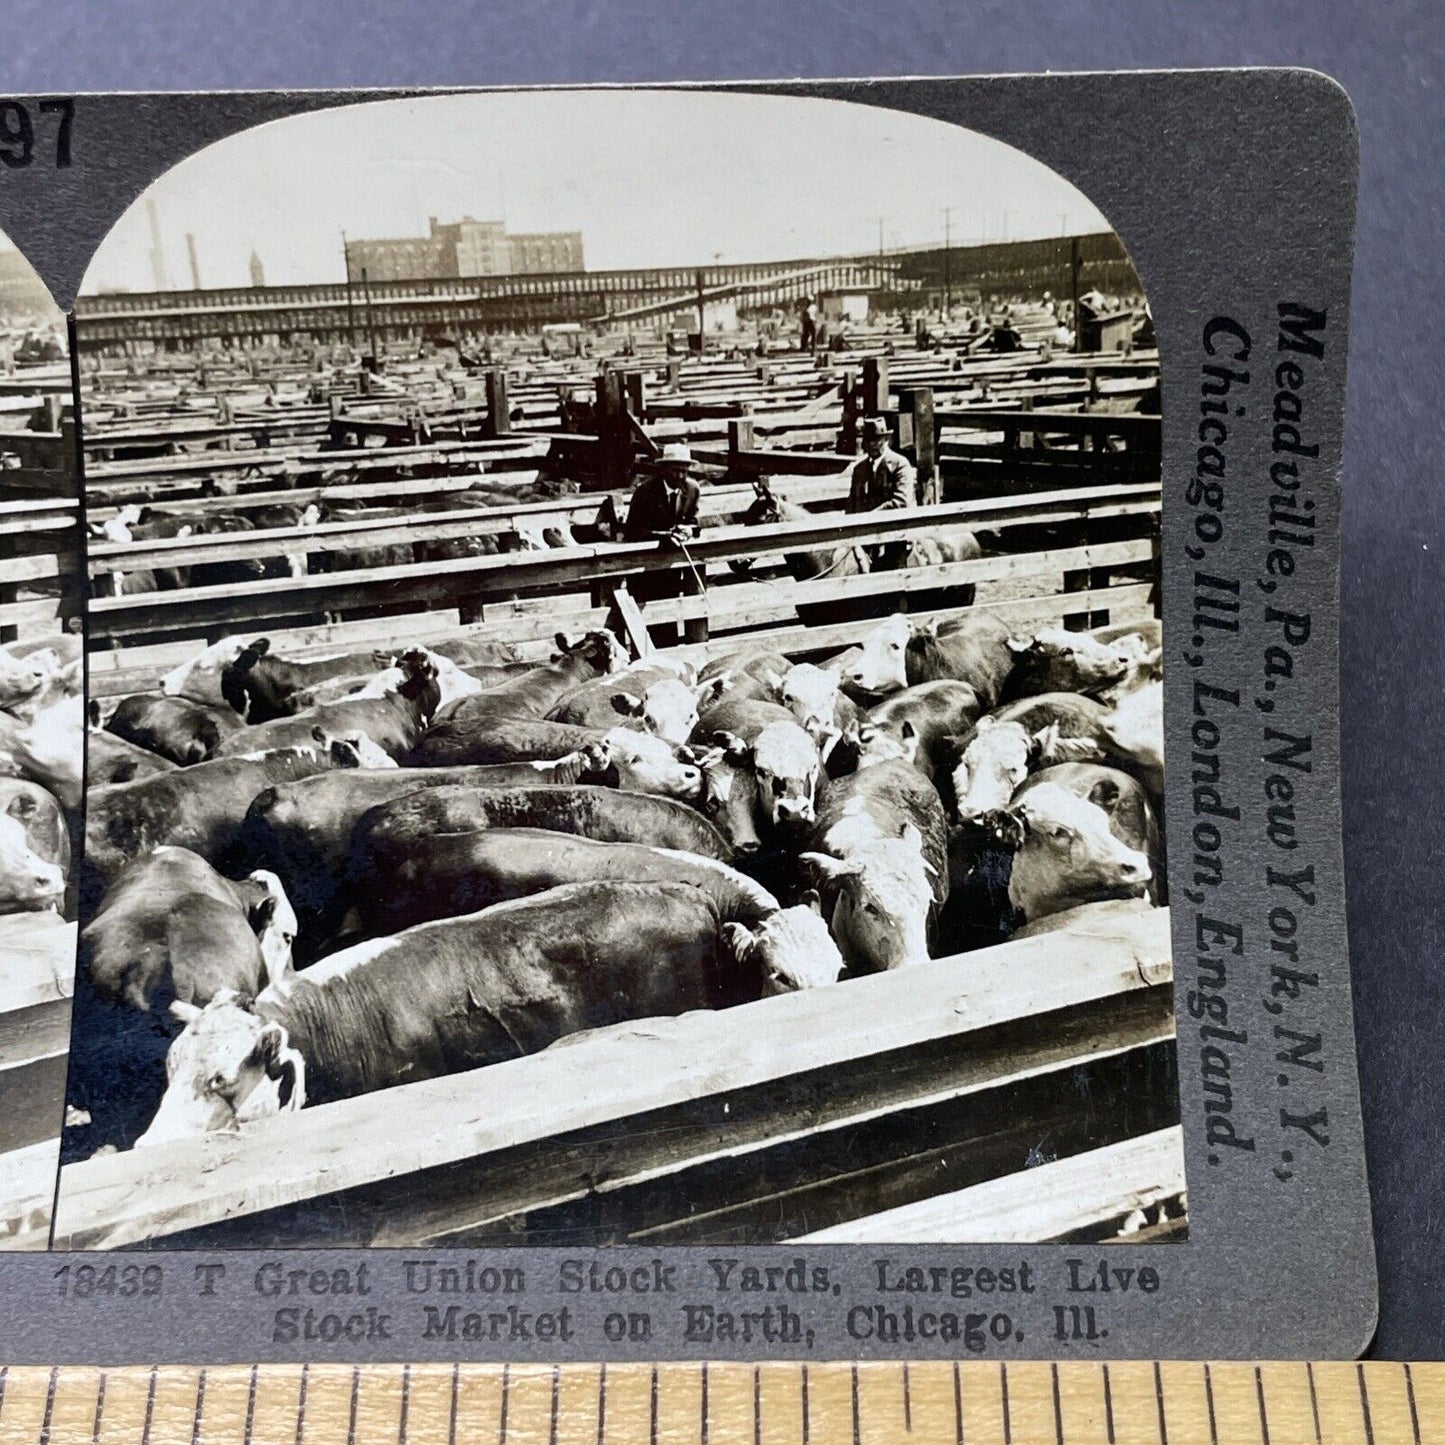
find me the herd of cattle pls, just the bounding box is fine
[67,604,1164,1160]
[0,635,82,921]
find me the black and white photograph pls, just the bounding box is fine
[52,88,1176,1251]
[0,236,83,1249]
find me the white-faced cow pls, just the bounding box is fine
[138,879,839,1142]
[0,778,68,912]
[694,697,821,831]
[801,757,949,971]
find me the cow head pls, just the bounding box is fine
[690,742,764,855]
[162,636,258,706]
[1006,628,1133,697]
[952,718,1038,825]
[749,720,820,828]
[998,782,1152,922]
[0,801,64,911]
[0,648,47,713]
[601,728,702,800]
[618,678,698,746]
[1099,679,1164,788]
[774,663,842,748]
[554,630,625,676]
[801,827,934,971]
[723,894,844,993]
[846,613,911,694]
[855,719,919,770]
[135,991,306,1146]
[240,870,299,997]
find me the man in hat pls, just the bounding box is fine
[623,442,702,546]
[849,416,917,570]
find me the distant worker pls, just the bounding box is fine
[799,296,819,353]
[623,442,701,547]
[850,417,917,570]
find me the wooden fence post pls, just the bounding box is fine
[901,387,938,506]
[594,370,632,492]
[861,355,889,416]
[482,369,510,440]
[727,406,756,473]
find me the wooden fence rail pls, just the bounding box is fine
[53,908,1172,1250]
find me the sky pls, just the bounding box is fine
[83,89,1110,294]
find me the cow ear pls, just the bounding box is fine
[900,720,917,740]
[721,922,755,962]
[1089,777,1121,808]
[554,632,572,653]
[799,888,823,915]
[610,692,644,717]
[250,894,278,931]
[712,729,749,761]
[1005,636,1031,654]
[252,638,271,656]
[169,1000,203,1025]
[6,792,36,820]
[762,669,783,693]
[800,851,855,883]
[87,698,101,727]
[311,724,328,744]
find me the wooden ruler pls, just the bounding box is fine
[0,1361,1433,1444]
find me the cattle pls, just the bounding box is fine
[862,680,982,780]
[771,663,858,760]
[104,692,246,766]
[157,637,255,705]
[423,631,623,737]
[548,666,699,744]
[139,878,829,1140]
[426,636,522,668]
[694,697,821,829]
[998,627,1134,703]
[82,846,297,1011]
[219,640,406,723]
[0,778,68,912]
[352,784,733,871]
[689,741,765,857]
[697,648,791,687]
[801,757,949,971]
[214,651,439,762]
[88,727,177,786]
[408,715,602,767]
[355,827,780,936]
[84,738,363,891]
[238,750,610,946]
[737,482,866,582]
[0,692,84,811]
[905,613,1017,708]
[343,649,481,710]
[989,769,1153,924]
[1097,679,1164,797]
[0,645,58,715]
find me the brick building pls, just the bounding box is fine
[344,217,584,282]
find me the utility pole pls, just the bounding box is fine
[943,208,952,317]
[341,232,358,350]
[361,264,379,367]
[695,268,706,355]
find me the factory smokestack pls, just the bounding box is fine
[146,199,169,291]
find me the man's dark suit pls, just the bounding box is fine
[622,475,701,541]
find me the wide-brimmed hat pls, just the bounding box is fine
[860,417,891,441]
[659,442,693,468]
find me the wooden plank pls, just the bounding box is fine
[0,915,75,1012]
[0,1138,60,1249]
[85,485,1160,637]
[53,907,1170,1248]
[351,981,1175,1249]
[795,1126,1185,1242]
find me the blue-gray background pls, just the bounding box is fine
[2,0,1438,1361]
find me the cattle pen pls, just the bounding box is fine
[59,312,1181,1250]
[0,352,81,1247]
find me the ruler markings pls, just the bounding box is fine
[88,1373,104,1445]
[191,1370,207,1445]
[1357,1362,1376,1445]
[9,1364,1445,1444]
[1404,1363,1422,1445]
